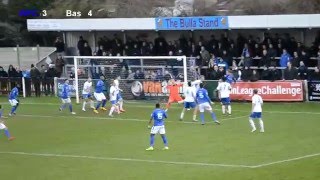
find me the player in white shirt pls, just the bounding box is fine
[249,89,264,133]
[82,78,95,111]
[114,77,125,112]
[108,82,120,117]
[179,79,201,121]
[216,77,232,115]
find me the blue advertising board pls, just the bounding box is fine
[155,16,229,30]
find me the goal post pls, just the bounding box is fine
[68,55,190,104]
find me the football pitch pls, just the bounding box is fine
[0,97,319,180]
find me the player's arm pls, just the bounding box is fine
[191,80,201,86]
[205,91,213,104]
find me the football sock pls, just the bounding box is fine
[227,105,232,114]
[109,106,115,116]
[4,129,10,138]
[193,114,197,121]
[200,113,205,124]
[119,101,123,110]
[259,119,264,131]
[222,105,226,114]
[211,112,217,121]
[180,109,185,119]
[102,100,107,107]
[82,101,86,109]
[161,134,168,146]
[150,134,155,147]
[69,104,73,112]
[11,106,17,114]
[96,102,101,110]
[60,104,66,110]
[90,100,94,108]
[249,118,256,130]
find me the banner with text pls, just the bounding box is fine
[230,81,304,101]
[308,81,320,101]
[155,16,229,30]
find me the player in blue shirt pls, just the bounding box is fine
[59,79,76,114]
[146,103,169,151]
[196,83,220,125]
[8,84,20,116]
[0,105,15,141]
[93,75,107,114]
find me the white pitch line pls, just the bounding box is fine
[252,152,320,168]
[17,114,247,124]
[2,102,320,115]
[0,151,252,168]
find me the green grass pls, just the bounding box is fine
[0,97,320,180]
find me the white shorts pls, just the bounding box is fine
[150,125,166,134]
[198,102,212,112]
[9,99,18,106]
[94,92,106,101]
[0,123,7,130]
[61,98,71,104]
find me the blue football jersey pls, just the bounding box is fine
[61,83,70,99]
[95,80,104,93]
[196,88,211,104]
[9,87,19,100]
[151,108,167,126]
[225,74,236,84]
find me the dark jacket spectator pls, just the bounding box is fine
[260,66,270,80]
[131,44,141,56]
[268,66,281,81]
[221,50,233,66]
[46,65,57,79]
[209,65,223,80]
[141,42,149,56]
[291,52,301,67]
[309,66,320,81]
[0,66,8,77]
[284,62,298,80]
[241,66,252,82]
[96,46,104,56]
[83,43,92,56]
[300,50,310,66]
[228,43,238,58]
[251,70,260,82]
[77,36,88,56]
[30,64,41,97]
[297,61,308,80]
[156,42,167,56]
[259,50,271,67]
[8,65,17,77]
[55,55,65,77]
[267,44,277,66]
[200,46,210,67]
[54,37,65,53]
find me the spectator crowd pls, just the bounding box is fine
[69,31,320,81]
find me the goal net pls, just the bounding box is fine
[61,56,200,104]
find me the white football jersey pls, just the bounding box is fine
[191,80,201,91]
[216,82,231,98]
[82,81,92,94]
[252,94,263,112]
[184,86,196,102]
[109,86,117,101]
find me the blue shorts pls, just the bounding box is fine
[184,102,196,109]
[221,97,231,105]
[82,94,91,99]
[111,100,117,105]
[250,112,262,119]
[116,93,122,101]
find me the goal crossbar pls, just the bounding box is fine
[69,55,187,104]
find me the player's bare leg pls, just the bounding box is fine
[119,99,125,112]
[165,102,171,112]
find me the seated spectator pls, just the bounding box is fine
[268,66,281,81]
[251,69,260,82]
[215,57,228,71]
[253,43,262,58]
[217,66,226,78]
[260,66,270,80]
[221,50,233,66]
[301,50,310,66]
[259,50,271,67]
[267,44,278,66]
[238,53,252,67]
[280,49,291,69]
[83,42,92,56]
[134,70,144,79]
[291,51,301,67]
[209,65,222,80]
[297,61,308,80]
[241,66,252,82]
[309,66,320,81]
[96,45,104,56]
[283,62,298,80]
[131,44,141,56]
